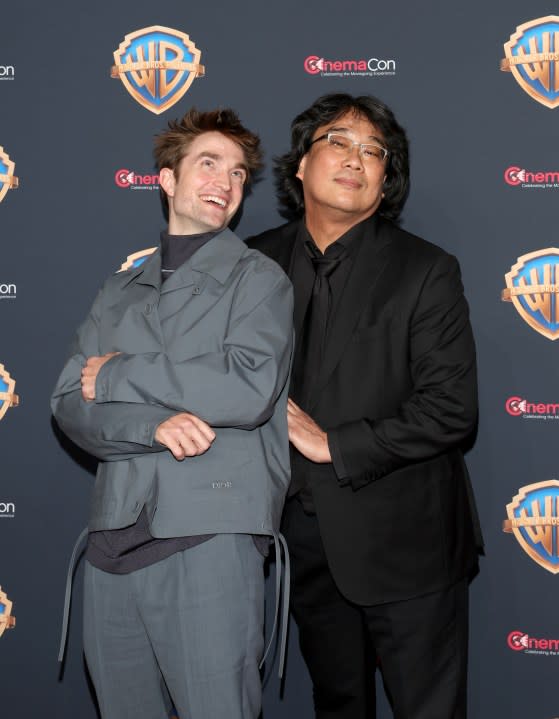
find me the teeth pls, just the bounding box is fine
[201,195,227,207]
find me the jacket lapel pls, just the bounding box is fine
[119,249,165,350]
[248,222,310,342]
[159,230,240,295]
[125,247,161,290]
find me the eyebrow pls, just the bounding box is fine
[194,151,248,173]
[326,126,386,146]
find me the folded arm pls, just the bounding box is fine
[51,287,177,461]
[93,271,294,429]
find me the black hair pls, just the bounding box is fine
[275,93,409,222]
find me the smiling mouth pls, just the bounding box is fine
[200,194,227,208]
[334,178,362,189]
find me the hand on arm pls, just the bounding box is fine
[287,398,331,463]
[154,412,216,460]
[81,353,120,401]
[93,269,294,429]
[52,288,173,461]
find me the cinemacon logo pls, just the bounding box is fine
[114,168,160,189]
[0,502,15,518]
[504,165,559,186]
[508,630,559,653]
[304,55,396,74]
[0,65,14,79]
[505,396,559,417]
[0,283,16,299]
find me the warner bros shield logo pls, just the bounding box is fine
[501,16,559,108]
[502,248,559,340]
[504,480,559,573]
[0,586,15,638]
[111,25,205,114]
[0,146,18,203]
[0,364,19,421]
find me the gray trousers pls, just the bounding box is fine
[83,534,265,719]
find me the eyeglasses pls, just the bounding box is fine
[310,132,389,162]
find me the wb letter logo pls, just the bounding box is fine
[501,16,559,108]
[111,26,204,114]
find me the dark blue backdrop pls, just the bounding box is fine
[2,2,559,717]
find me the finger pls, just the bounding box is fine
[287,409,305,426]
[180,434,204,457]
[162,434,186,460]
[287,414,303,437]
[288,399,306,417]
[181,427,212,453]
[288,426,304,449]
[172,416,213,448]
[185,416,216,443]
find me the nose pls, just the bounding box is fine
[343,143,363,170]
[215,168,232,191]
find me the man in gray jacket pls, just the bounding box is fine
[51,108,293,719]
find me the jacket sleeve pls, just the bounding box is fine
[327,253,478,490]
[51,286,177,461]
[93,270,294,429]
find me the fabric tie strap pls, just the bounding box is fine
[58,527,88,663]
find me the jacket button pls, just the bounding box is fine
[192,287,201,295]
[144,303,152,314]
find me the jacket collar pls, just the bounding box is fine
[122,227,246,291]
[122,247,161,289]
[188,227,246,284]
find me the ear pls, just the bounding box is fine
[159,167,176,198]
[296,155,307,182]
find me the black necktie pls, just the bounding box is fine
[297,245,345,411]
[289,243,344,505]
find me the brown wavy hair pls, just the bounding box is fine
[154,107,263,215]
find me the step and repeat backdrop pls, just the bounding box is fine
[2,1,559,717]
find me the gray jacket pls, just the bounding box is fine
[51,229,294,537]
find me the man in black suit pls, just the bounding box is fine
[247,94,483,719]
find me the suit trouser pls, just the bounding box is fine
[83,534,265,719]
[282,497,469,719]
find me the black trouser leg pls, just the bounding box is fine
[282,499,376,719]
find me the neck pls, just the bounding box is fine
[304,208,374,253]
[167,216,226,237]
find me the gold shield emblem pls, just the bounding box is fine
[0,146,18,203]
[111,26,204,114]
[0,586,15,638]
[501,16,559,109]
[502,248,559,340]
[0,364,19,421]
[503,480,559,573]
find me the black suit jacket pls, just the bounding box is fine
[247,215,483,606]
